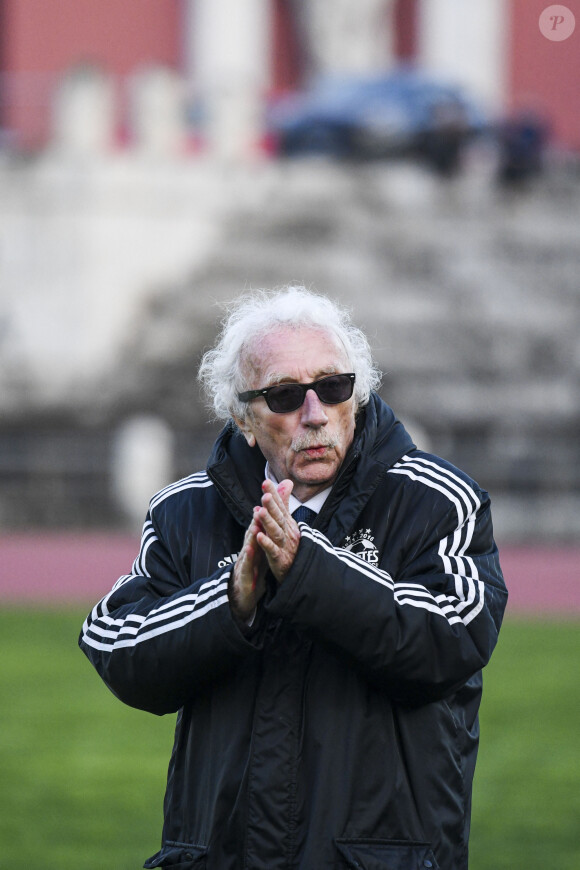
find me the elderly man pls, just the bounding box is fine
[80,286,507,870]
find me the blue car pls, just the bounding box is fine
[266,67,486,169]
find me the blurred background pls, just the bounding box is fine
[0,1,578,868]
[0,0,579,543]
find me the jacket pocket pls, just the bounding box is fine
[143,841,208,869]
[335,838,438,870]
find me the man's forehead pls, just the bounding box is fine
[263,363,341,386]
[245,325,346,361]
[243,326,349,384]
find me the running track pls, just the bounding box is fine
[0,533,578,616]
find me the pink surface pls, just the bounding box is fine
[498,546,579,615]
[0,534,578,614]
[0,533,140,604]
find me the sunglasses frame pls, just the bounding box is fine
[237,373,356,414]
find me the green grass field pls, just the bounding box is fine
[0,609,577,869]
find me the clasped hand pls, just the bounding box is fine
[230,479,300,622]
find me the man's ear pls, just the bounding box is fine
[233,416,257,448]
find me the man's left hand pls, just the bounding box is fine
[255,479,300,583]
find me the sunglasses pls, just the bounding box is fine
[238,373,356,414]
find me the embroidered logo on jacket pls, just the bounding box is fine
[218,553,239,569]
[343,529,379,564]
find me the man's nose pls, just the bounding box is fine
[300,388,329,426]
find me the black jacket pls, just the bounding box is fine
[79,395,507,870]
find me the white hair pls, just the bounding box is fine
[198,286,382,422]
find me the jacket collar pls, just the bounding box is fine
[206,393,415,539]
[206,421,265,526]
[317,393,415,543]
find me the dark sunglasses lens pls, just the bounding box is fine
[266,375,353,412]
[316,375,353,404]
[266,384,304,413]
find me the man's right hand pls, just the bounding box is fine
[229,509,267,623]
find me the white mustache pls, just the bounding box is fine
[292,431,338,452]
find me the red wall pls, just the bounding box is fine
[393,0,419,61]
[1,0,181,147]
[271,0,303,92]
[508,0,580,151]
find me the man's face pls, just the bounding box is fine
[236,326,357,501]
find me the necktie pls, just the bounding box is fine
[292,505,317,526]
